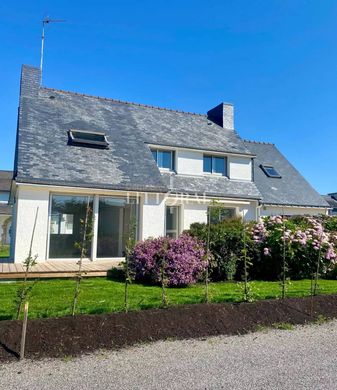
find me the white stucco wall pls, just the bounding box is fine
[182,203,208,230]
[176,150,203,175]
[175,149,253,182]
[13,185,50,263]
[260,205,328,217]
[140,193,166,239]
[228,157,252,181]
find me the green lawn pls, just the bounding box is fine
[0,245,10,258]
[1,278,337,321]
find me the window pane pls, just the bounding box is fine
[49,195,93,258]
[162,151,172,169]
[151,150,157,162]
[209,207,235,224]
[0,192,9,202]
[263,166,281,178]
[97,197,137,258]
[203,155,212,173]
[166,206,179,238]
[213,157,225,175]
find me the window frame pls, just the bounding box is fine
[203,154,227,176]
[151,148,175,171]
[68,129,109,149]
[260,164,282,178]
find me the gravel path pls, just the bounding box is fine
[2,320,337,390]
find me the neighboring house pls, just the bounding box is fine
[9,65,329,263]
[323,194,337,215]
[0,170,12,246]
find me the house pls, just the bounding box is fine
[0,170,12,247]
[323,194,337,216]
[9,65,329,263]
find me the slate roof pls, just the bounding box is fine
[323,194,337,210]
[14,65,258,199]
[161,173,261,199]
[244,141,329,208]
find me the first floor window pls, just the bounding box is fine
[203,155,227,175]
[208,207,236,224]
[49,195,93,259]
[151,149,175,170]
[165,206,179,238]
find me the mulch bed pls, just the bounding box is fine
[1,294,337,362]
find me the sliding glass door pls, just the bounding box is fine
[97,197,138,258]
[49,195,93,258]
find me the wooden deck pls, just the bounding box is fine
[0,260,121,280]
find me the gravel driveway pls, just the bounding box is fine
[2,320,337,390]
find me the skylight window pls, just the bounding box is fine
[68,130,109,149]
[260,164,281,178]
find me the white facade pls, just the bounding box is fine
[174,147,253,181]
[11,182,259,263]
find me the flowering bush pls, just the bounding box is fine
[250,216,337,279]
[130,234,208,287]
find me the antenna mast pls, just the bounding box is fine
[40,17,66,85]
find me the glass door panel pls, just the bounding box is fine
[97,197,137,258]
[49,195,93,258]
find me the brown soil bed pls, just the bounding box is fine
[1,294,337,362]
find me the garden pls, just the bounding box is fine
[1,211,337,361]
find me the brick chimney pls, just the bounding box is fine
[207,102,234,130]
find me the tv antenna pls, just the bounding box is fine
[40,17,66,84]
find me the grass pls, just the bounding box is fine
[1,278,337,321]
[0,245,10,258]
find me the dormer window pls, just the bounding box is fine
[203,155,227,176]
[151,149,175,171]
[260,164,281,178]
[68,130,109,149]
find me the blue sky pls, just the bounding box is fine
[1,0,337,193]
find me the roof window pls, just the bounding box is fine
[260,164,281,178]
[68,130,109,149]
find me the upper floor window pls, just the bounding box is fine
[0,191,9,203]
[203,155,227,176]
[151,149,175,171]
[260,164,281,178]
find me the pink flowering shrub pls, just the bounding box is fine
[130,234,208,287]
[250,216,337,279]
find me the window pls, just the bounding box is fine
[151,149,175,170]
[165,206,179,238]
[203,155,227,175]
[97,197,138,258]
[68,130,109,149]
[208,207,236,224]
[49,195,93,258]
[260,165,281,178]
[0,191,9,203]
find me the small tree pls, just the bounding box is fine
[240,217,254,302]
[16,207,39,319]
[123,218,137,313]
[71,198,93,316]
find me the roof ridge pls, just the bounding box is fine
[41,87,206,117]
[243,139,275,146]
